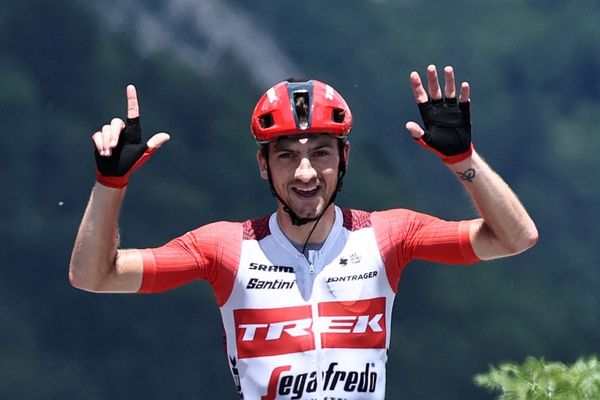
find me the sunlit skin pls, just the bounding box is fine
[257,134,350,244]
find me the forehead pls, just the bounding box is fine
[271,134,339,150]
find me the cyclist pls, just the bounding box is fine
[70,65,537,399]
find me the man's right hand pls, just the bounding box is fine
[92,85,170,188]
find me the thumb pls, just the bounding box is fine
[147,132,170,149]
[405,121,425,139]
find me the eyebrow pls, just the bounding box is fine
[272,138,336,152]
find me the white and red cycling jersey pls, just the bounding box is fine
[139,207,479,399]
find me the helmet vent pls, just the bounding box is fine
[258,113,274,129]
[332,108,345,123]
[293,91,310,130]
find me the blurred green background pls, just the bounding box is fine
[1,0,598,398]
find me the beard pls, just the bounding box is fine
[277,184,336,226]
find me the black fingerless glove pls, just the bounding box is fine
[416,98,473,164]
[95,117,154,188]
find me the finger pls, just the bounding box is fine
[459,82,470,103]
[426,65,442,101]
[101,124,112,156]
[444,66,456,99]
[409,71,429,104]
[110,118,125,148]
[405,121,425,139]
[92,131,104,155]
[126,84,140,119]
[146,132,171,149]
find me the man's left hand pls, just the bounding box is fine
[405,65,473,164]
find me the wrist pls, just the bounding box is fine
[445,147,481,184]
[442,143,474,165]
[96,171,129,189]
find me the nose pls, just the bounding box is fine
[294,157,317,182]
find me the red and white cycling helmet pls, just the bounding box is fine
[251,79,353,143]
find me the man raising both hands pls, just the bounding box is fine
[70,65,537,399]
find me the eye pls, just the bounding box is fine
[277,152,294,160]
[312,149,331,158]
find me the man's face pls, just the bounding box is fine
[258,134,349,221]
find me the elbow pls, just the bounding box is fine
[68,264,88,291]
[68,261,101,292]
[68,268,84,291]
[475,220,538,260]
[508,224,539,255]
[526,225,539,249]
[522,220,539,251]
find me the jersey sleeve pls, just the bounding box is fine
[138,221,242,306]
[371,208,480,292]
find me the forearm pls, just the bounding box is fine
[69,184,126,291]
[448,150,538,259]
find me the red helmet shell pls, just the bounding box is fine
[251,79,352,143]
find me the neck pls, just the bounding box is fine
[276,203,336,245]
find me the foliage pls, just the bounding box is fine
[474,356,600,400]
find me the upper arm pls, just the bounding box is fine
[468,218,534,260]
[93,249,145,293]
[372,209,480,292]
[137,222,242,303]
[373,209,479,265]
[87,221,242,298]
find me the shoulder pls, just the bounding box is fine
[371,208,435,228]
[176,215,272,250]
[242,215,271,240]
[183,218,262,249]
[186,220,244,240]
[342,208,424,230]
[341,208,372,231]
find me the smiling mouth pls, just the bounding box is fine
[292,187,320,198]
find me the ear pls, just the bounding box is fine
[342,141,351,169]
[257,148,269,180]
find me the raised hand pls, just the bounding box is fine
[405,65,473,164]
[92,85,170,188]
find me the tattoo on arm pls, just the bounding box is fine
[457,168,476,182]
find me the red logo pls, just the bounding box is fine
[261,365,292,400]
[234,297,386,359]
[234,305,315,359]
[319,297,386,349]
[262,362,378,400]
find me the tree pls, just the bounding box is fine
[474,356,600,400]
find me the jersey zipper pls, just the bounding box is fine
[300,251,323,398]
[309,253,324,399]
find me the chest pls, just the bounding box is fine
[228,228,391,308]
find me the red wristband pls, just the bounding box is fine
[415,138,474,164]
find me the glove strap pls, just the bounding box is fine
[415,138,474,164]
[96,147,156,188]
